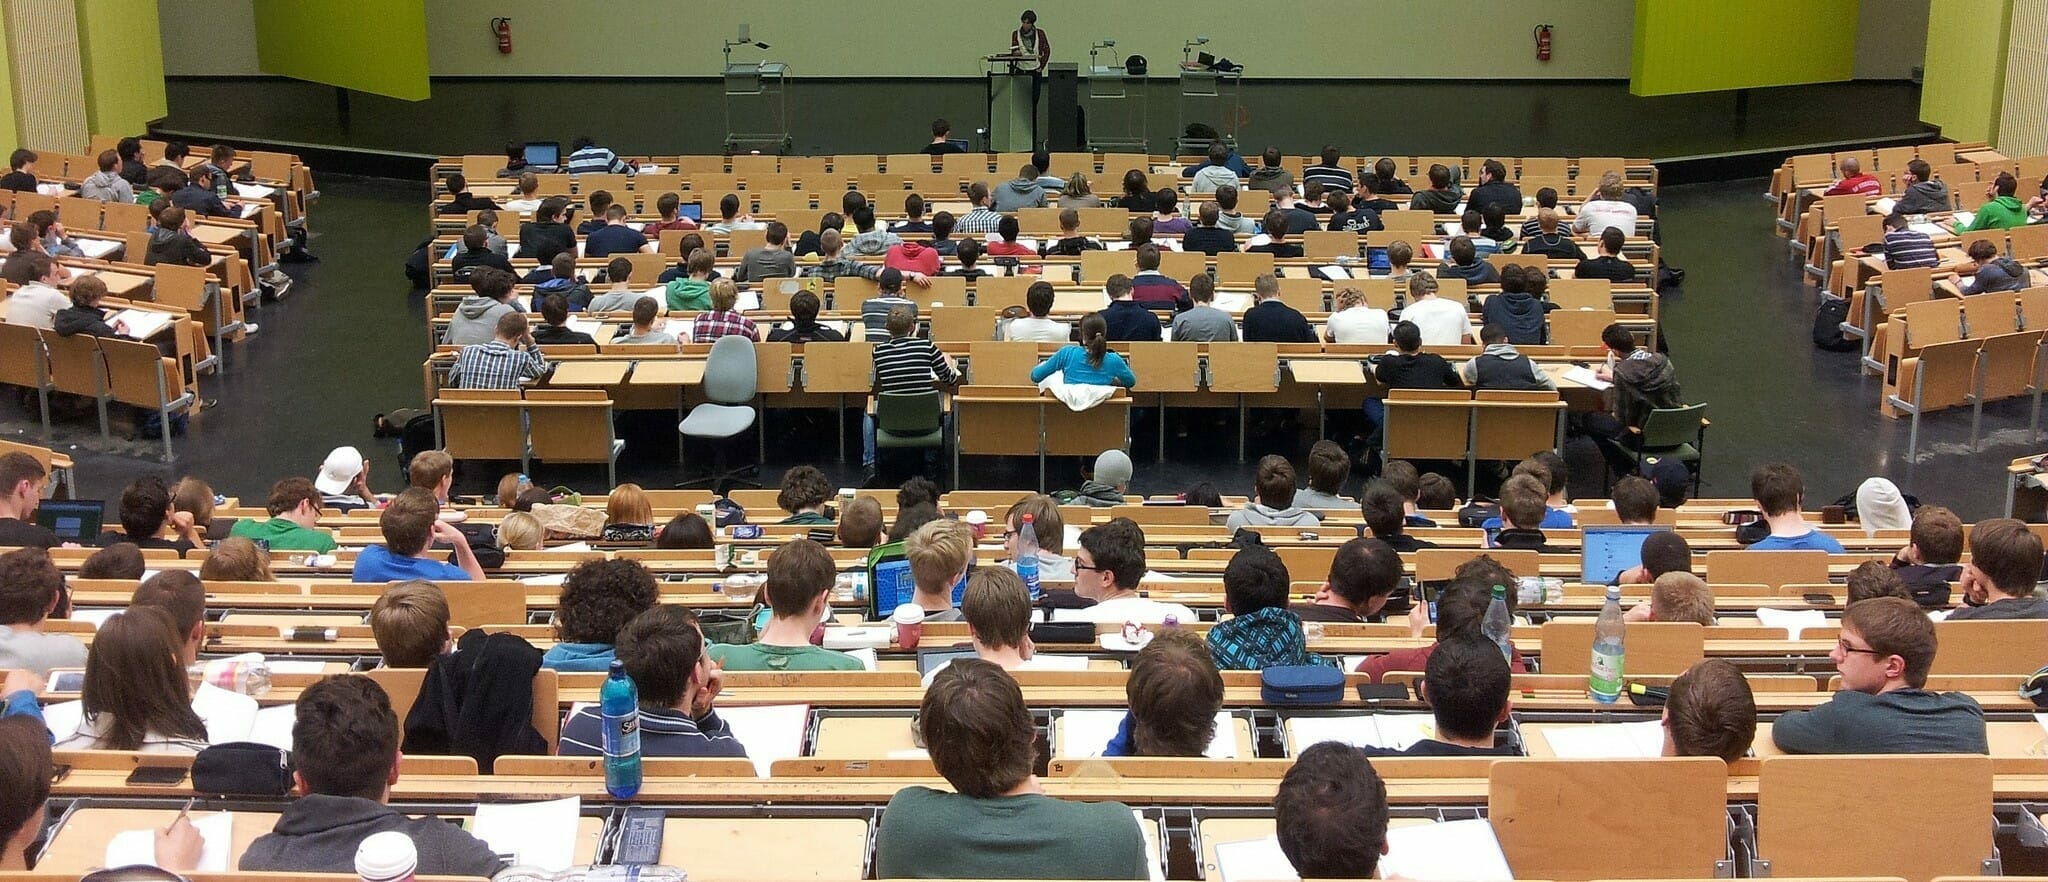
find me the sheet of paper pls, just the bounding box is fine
[42,699,82,741]
[2034,712,2048,741]
[1019,654,1091,672]
[1561,365,1612,391]
[563,316,605,336]
[1538,720,1664,758]
[520,573,568,586]
[736,290,762,312]
[1908,222,1946,237]
[1105,241,1131,251]
[1953,211,1976,229]
[717,703,810,777]
[109,308,177,341]
[1285,713,1435,751]
[233,182,276,199]
[1319,264,1352,280]
[1058,709,1236,758]
[1873,198,1897,216]
[506,243,522,258]
[1756,607,1828,639]
[1378,818,1513,881]
[473,796,580,870]
[844,646,878,671]
[265,659,329,674]
[76,239,121,259]
[1440,221,1461,237]
[196,692,257,745]
[1214,835,1298,882]
[104,812,232,872]
[237,202,264,219]
[1135,809,1166,882]
[248,704,297,749]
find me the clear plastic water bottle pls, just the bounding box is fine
[1589,586,1627,703]
[195,658,272,696]
[601,659,642,798]
[1015,514,1041,599]
[1481,584,1512,662]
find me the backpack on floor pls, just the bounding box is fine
[1813,296,1859,352]
[398,413,439,469]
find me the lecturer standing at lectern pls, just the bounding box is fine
[1010,9,1050,122]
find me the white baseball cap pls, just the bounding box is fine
[315,446,365,496]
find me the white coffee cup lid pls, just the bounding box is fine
[892,603,926,624]
[963,510,988,525]
[355,831,417,882]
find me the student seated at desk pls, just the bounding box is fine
[1364,635,1520,757]
[586,257,647,315]
[173,165,232,218]
[1292,442,1355,511]
[352,489,485,583]
[1962,239,2030,294]
[1574,172,1639,238]
[1895,159,1952,215]
[1063,448,1133,508]
[926,568,1067,685]
[662,247,716,311]
[1275,741,1391,878]
[1743,463,1846,552]
[1879,212,1940,270]
[81,542,143,580]
[1031,314,1137,388]
[903,519,974,623]
[656,511,716,550]
[1294,536,1403,624]
[1663,658,1757,762]
[98,476,203,554]
[1962,172,2029,232]
[1208,547,1323,670]
[1614,528,1691,589]
[765,290,845,344]
[144,204,212,267]
[1771,596,1987,754]
[1246,210,1304,258]
[131,570,261,741]
[449,224,514,284]
[620,297,680,346]
[1101,274,1164,342]
[1,714,202,871]
[1622,572,1716,625]
[776,467,836,526]
[584,203,652,258]
[542,558,660,671]
[1359,482,1435,554]
[0,148,37,192]
[1480,458,1573,531]
[1055,518,1198,625]
[519,196,576,264]
[567,135,634,176]
[1437,235,1499,285]
[1484,476,1553,552]
[1005,281,1073,342]
[4,251,68,331]
[1947,517,2048,619]
[532,294,596,346]
[56,608,211,752]
[240,676,506,876]
[1358,565,1529,683]
[876,659,1150,879]
[1889,505,1964,608]
[450,312,552,389]
[713,538,862,671]
[436,173,498,215]
[444,266,524,346]
[1224,455,1321,531]
[370,580,455,667]
[1846,559,1913,605]
[0,547,85,675]
[1102,627,1224,756]
[563,605,747,758]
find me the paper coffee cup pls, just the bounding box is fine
[892,603,926,649]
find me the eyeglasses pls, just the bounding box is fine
[1073,561,1108,572]
[1837,639,1886,657]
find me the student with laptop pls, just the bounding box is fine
[0,453,60,549]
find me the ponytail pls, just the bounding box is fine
[1080,313,1109,368]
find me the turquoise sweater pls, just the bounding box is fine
[1030,345,1136,387]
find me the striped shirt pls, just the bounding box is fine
[566,145,631,176]
[1301,164,1355,195]
[449,340,550,389]
[559,705,747,758]
[861,296,917,342]
[873,336,957,394]
[955,207,1004,234]
[1883,228,1940,270]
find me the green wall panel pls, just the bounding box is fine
[254,0,429,101]
[1632,0,1861,96]
[1920,0,2010,143]
[76,0,167,136]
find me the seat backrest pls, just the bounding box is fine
[98,336,182,408]
[1900,299,1965,347]
[525,394,615,464]
[150,264,211,310]
[1302,230,1358,260]
[1537,620,1707,675]
[1637,403,1708,449]
[435,393,526,461]
[965,341,1041,386]
[1413,547,1539,581]
[1216,251,1275,287]
[1759,754,1992,882]
[1490,757,1729,881]
[1126,341,1200,393]
[1546,278,1613,311]
[876,390,943,433]
[1469,390,1561,461]
[702,335,759,404]
[801,341,875,393]
[1205,342,1279,393]
[1931,618,2048,675]
[1880,267,1936,309]
[1703,549,1830,588]
[36,330,102,398]
[1079,249,1136,283]
[1976,330,2044,401]
[1547,308,1617,347]
[928,305,999,342]
[440,580,530,629]
[0,323,47,389]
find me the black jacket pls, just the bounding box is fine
[1374,352,1461,389]
[449,247,514,282]
[240,795,506,877]
[405,629,549,773]
[145,229,212,267]
[54,305,120,338]
[1466,181,1524,218]
[519,221,577,263]
[532,323,596,346]
[1242,300,1316,343]
[1182,227,1238,255]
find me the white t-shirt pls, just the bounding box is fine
[1573,199,1640,237]
[1054,594,1199,625]
[1006,316,1072,343]
[1325,306,1390,344]
[4,282,69,330]
[1400,297,1474,347]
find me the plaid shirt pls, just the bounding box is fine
[955,207,1004,234]
[1205,606,1325,671]
[692,310,759,343]
[449,340,550,389]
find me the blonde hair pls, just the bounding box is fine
[607,483,653,525]
[1597,171,1625,202]
[1332,287,1364,311]
[497,511,545,551]
[905,519,973,595]
[710,278,739,312]
[1651,572,1716,625]
[198,537,273,582]
[172,477,214,524]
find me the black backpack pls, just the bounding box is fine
[1813,296,1859,352]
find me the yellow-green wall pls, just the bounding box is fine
[0,10,16,150]
[74,0,167,136]
[1921,0,2010,143]
[1631,0,1861,96]
[254,0,428,101]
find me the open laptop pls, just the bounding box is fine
[676,202,703,222]
[35,500,104,546]
[945,138,972,153]
[522,141,561,171]
[1579,525,1670,583]
[865,540,972,620]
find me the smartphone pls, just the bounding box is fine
[126,766,187,787]
[46,669,84,694]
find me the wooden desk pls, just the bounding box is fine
[190,225,247,247]
[628,360,705,387]
[814,715,921,758]
[547,360,633,387]
[36,807,605,873]
[1197,816,1436,882]
[1286,358,1367,438]
[953,389,1132,490]
[654,817,869,880]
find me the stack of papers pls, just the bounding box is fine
[1537,720,1665,758]
[105,812,233,871]
[1058,709,1235,758]
[473,797,581,870]
[232,182,276,199]
[1285,713,1437,752]
[1319,264,1353,280]
[75,239,121,259]
[107,308,177,340]
[1954,211,1977,229]
[717,704,811,777]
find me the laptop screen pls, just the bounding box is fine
[866,541,972,620]
[36,500,103,546]
[677,203,703,221]
[523,142,560,168]
[1580,525,1670,583]
[945,138,972,152]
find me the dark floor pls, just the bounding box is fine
[9,170,2029,521]
[160,78,1929,162]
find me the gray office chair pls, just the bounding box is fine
[677,336,760,490]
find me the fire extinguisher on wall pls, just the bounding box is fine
[1534,24,1552,62]
[492,17,513,54]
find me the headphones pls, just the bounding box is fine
[2022,665,2048,709]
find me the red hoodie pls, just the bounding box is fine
[1825,174,1881,197]
[886,241,941,275]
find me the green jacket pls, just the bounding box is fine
[665,277,711,312]
[228,516,338,553]
[1964,195,2028,232]
[710,642,862,671]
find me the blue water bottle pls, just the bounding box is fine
[601,659,642,798]
[1015,513,1041,598]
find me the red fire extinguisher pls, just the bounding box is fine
[1534,24,1552,62]
[491,17,513,55]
